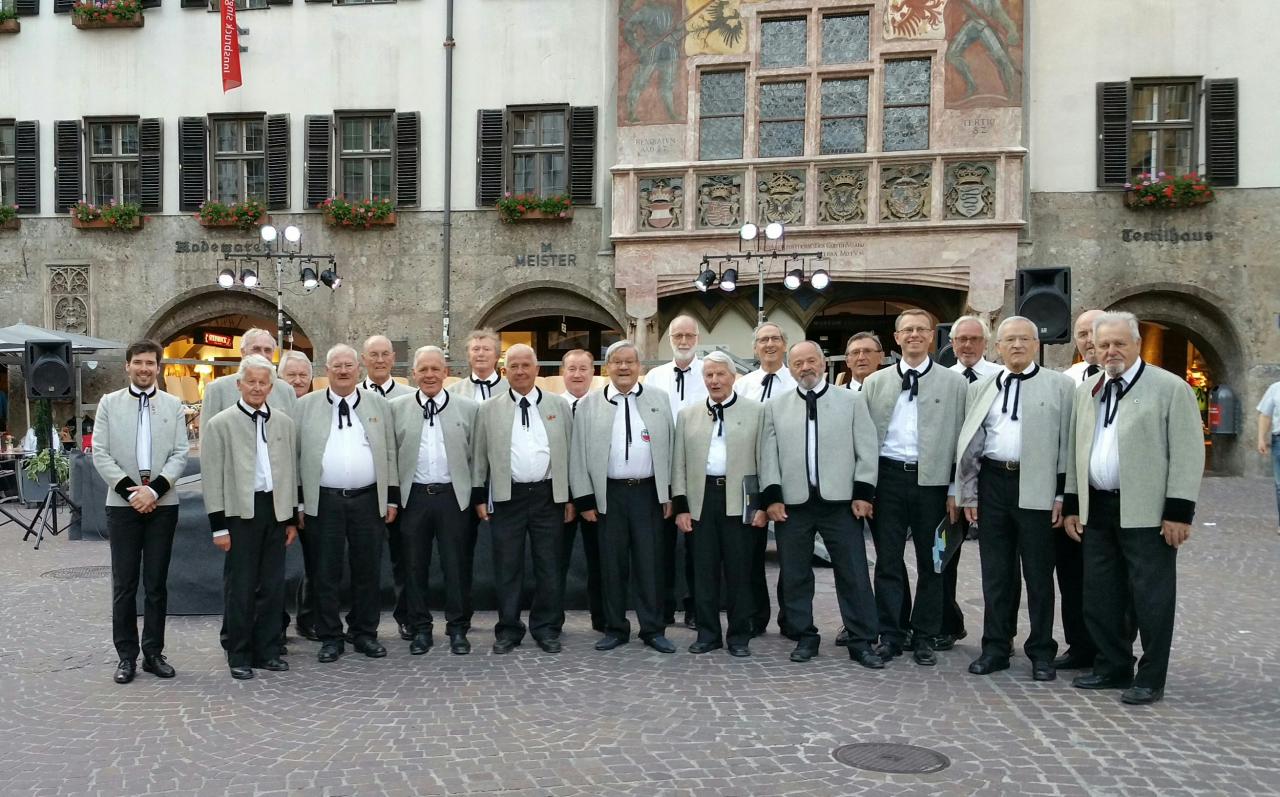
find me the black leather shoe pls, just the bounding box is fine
[535,637,562,654]
[789,644,818,663]
[912,639,937,666]
[398,623,413,641]
[875,641,904,660]
[142,654,176,679]
[353,638,387,658]
[278,644,289,657]
[317,643,342,663]
[1121,685,1164,705]
[1032,661,1057,681]
[595,635,627,651]
[929,634,958,651]
[849,647,885,669]
[968,654,1010,675]
[688,640,723,654]
[682,612,697,630]
[492,638,519,654]
[1053,650,1096,670]
[643,635,676,654]
[1072,672,1133,690]
[296,625,320,642]
[229,666,254,680]
[113,659,136,684]
[254,658,289,672]
[728,644,751,658]
[449,634,471,655]
[835,628,851,647]
[410,634,434,655]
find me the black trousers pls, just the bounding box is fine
[865,515,913,637]
[222,492,286,667]
[560,515,604,633]
[750,524,772,633]
[599,478,665,640]
[871,463,947,642]
[490,480,564,643]
[1083,489,1178,690]
[108,504,179,661]
[976,466,1058,662]
[308,487,385,644]
[400,483,471,637]
[1055,527,1096,658]
[662,516,696,620]
[691,480,755,647]
[941,536,967,637]
[775,497,878,649]
[387,512,408,628]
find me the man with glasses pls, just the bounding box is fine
[558,349,605,634]
[845,333,885,390]
[739,323,796,403]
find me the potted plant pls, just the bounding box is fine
[0,204,18,230]
[495,193,573,223]
[196,198,269,231]
[71,199,144,230]
[320,196,396,228]
[19,401,69,506]
[71,0,144,29]
[0,1,20,34]
[1123,172,1215,210]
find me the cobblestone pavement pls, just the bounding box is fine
[0,476,1277,797]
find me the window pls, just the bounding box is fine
[88,121,140,206]
[821,13,869,64]
[760,17,807,68]
[882,58,931,151]
[699,71,745,160]
[338,115,393,199]
[509,108,566,196]
[0,123,14,207]
[820,78,868,154]
[212,118,266,204]
[1129,81,1197,180]
[758,81,806,158]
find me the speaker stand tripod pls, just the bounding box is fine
[19,485,80,550]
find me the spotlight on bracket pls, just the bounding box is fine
[217,268,236,289]
[719,267,738,292]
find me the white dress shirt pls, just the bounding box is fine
[880,357,932,462]
[951,356,1001,383]
[319,389,377,489]
[740,367,796,403]
[560,389,591,415]
[1064,360,1103,383]
[980,364,1039,461]
[129,383,155,474]
[1088,358,1144,491]
[799,382,829,487]
[361,376,405,398]
[509,387,552,483]
[212,401,273,538]
[646,357,707,417]
[606,384,654,480]
[469,371,501,401]
[704,393,736,477]
[413,390,451,485]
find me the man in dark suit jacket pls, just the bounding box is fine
[1063,311,1204,705]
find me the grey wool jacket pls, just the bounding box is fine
[294,388,399,516]
[92,386,190,507]
[671,394,764,521]
[758,383,879,506]
[569,384,675,514]
[201,402,299,529]
[861,358,968,487]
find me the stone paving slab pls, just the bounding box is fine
[0,476,1277,796]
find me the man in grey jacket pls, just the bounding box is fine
[200,328,297,423]
[955,317,1073,682]
[93,340,190,684]
[1062,311,1204,705]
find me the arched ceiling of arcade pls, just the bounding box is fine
[142,287,313,351]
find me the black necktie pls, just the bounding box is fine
[761,372,776,400]
[963,367,978,383]
[472,376,495,399]
[338,398,351,429]
[805,389,818,420]
[421,392,447,426]
[571,398,579,415]
[1085,363,1100,379]
[708,402,725,436]
[519,397,531,429]
[675,367,689,400]
[901,369,921,401]
[1102,377,1124,427]
[998,372,1026,421]
[622,394,633,460]
[253,410,268,442]
[369,381,386,396]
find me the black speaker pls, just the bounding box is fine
[24,340,74,400]
[1016,268,1072,345]
[934,323,956,367]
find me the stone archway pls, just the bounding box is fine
[474,281,628,333]
[142,286,313,350]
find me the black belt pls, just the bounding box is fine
[511,479,551,491]
[608,477,655,487]
[1090,486,1120,497]
[706,476,727,487]
[879,457,918,472]
[414,482,452,495]
[982,457,1020,471]
[319,484,376,498]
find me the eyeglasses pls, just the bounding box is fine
[755,335,784,344]
[670,333,698,341]
[897,326,933,336]
[952,336,984,345]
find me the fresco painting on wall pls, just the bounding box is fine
[619,0,688,125]
[883,0,947,40]
[944,0,1023,108]
[685,0,748,55]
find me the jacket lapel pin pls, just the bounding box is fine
[547,414,557,421]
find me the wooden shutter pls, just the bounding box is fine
[1204,78,1238,187]
[178,116,208,212]
[14,121,39,215]
[265,113,290,210]
[15,0,39,15]
[53,120,83,213]
[1095,81,1130,188]
[304,115,332,207]
[567,105,597,205]
[394,111,420,207]
[475,109,504,206]
[53,0,73,11]
[138,118,163,213]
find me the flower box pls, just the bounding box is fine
[1123,191,1214,210]
[508,208,574,222]
[72,216,143,230]
[198,213,269,230]
[72,15,144,29]
[324,211,397,228]
[0,19,20,34]
[1122,172,1215,210]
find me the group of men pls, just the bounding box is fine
[97,307,1203,705]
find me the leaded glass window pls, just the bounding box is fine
[883,59,931,152]
[820,78,868,154]
[760,17,807,68]
[821,13,868,64]
[758,81,806,158]
[699,71,745,161]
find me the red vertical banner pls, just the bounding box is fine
[221,0,241,93]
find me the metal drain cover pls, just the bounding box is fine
[832,743,950,774]
[41,566,113,580]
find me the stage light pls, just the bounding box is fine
[217,268,236,289]
[301,266,318,290]
[260,224,278,243]
[240,268,258,289]
[810,268,830,290]
[765,222,784,240]
[783,269,804,290]
[739,222,758,241]
[283,225,301,243]
[320,268,340,289]
[693,268,716,292]
[719,267,737,292]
